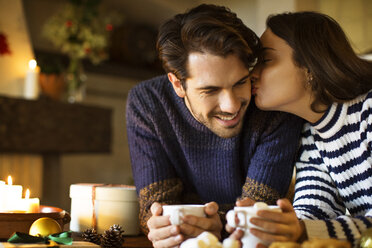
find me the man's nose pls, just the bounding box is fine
[219,90,240,114]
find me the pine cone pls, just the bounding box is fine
[109,224,125,235]
[82,228,102,245]
[101,224,125,248]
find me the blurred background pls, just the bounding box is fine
[0,0,371,212]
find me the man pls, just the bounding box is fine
[126,4,303,248]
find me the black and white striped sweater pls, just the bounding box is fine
[294,90,372,247]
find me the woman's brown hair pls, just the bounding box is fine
[267,11,372,112]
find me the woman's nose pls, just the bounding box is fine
[249,66,260,83]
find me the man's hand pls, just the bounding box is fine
[147,202,223,248]
[180,202,223,240]
[147,202,183,248]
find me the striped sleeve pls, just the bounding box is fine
[293,125,372,247]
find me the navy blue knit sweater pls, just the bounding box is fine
[126,75,303,233]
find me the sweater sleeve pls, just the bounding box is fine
[241,111,303,204]
[293,126,372,247]
[126,84,184,234]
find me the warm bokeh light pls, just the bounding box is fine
[28,59,37,70]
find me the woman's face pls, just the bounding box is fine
[252,28,311,114]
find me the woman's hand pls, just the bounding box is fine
[249,198,305,243]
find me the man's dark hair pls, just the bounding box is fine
[267,11,372,112]
[157,4,260,89]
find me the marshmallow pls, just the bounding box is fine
[253,202,268,209]
[222,238,240,248]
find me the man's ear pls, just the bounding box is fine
[168,73,186,98]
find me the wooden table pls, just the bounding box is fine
[71,232,153,248]
[1,234,152,248]
[124,235,152,248]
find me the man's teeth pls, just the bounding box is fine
[218,113,238,121]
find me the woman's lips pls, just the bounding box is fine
[252,86,258,95]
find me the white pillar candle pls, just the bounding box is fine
[2,176,23,212]
[24,59,40,99]
[69,184,140,235]
[0,181,5,212]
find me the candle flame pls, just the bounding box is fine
[28,59,37,70]
[7,175,12,185]
[25,189,30,199]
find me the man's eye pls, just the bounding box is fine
[263,58,272,63]
[202,89,217,94]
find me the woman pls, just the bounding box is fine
[246,11,372,247]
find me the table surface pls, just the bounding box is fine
[1,234,153,248]
[71,232,152,248]
[123,235,152,248]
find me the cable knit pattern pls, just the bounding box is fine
[126,75,303,234]
[294,90,372,247]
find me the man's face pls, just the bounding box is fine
[177,52,251,138]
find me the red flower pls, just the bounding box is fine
[0,32,11,55]
[65,20,73,27]
[105,24,113,31]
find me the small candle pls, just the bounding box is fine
[2,176,23,212]
[22,189,40,213]
[24,59,40,99]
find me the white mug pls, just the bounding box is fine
[226,202,282,248]
[162,204,206,225]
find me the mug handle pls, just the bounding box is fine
[226,210,246,228]
[235,210,247,227]
[170,208,184,225]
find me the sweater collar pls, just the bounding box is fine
[311,102,346,138]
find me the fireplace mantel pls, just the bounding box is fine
[0,95,111,153]
[0,95,112,206]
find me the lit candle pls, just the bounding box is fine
[2,176,23,212]
[24,59,40,99]
[22,188,40,213]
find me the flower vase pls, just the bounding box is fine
[66,58,86,103]
[39,73,65,100]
